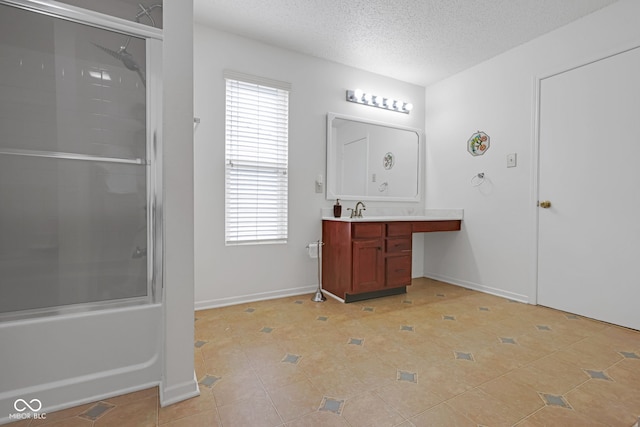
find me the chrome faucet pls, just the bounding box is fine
[348,201,366,218]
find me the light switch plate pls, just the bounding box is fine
[507,153,517,168]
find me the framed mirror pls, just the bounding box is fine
[326,113,422,202]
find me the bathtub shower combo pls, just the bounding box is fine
[0,1,164,423]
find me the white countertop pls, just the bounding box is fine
[321,208,463,222]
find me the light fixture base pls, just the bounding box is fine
[346,89,412,114]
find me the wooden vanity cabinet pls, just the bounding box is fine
[322,219,461,302]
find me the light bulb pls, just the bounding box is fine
[353,88,363,101]
[403,102,414,112]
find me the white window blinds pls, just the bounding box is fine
[224,71,290,245]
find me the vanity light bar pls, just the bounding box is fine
[346,89,413,114]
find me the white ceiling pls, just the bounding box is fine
[194,0,618,87]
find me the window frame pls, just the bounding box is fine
[224,70,290,246]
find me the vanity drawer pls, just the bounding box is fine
[386,238,412,253]
[386,255,411,287]
[352,223,383,238]
[386,222,412,237]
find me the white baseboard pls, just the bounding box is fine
[195,285,317,311]
[159,372,200,407]
[423,273,531,304]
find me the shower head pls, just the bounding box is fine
[93,43,146,87]
[91,3,163,88]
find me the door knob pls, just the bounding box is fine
[539,200,552,209]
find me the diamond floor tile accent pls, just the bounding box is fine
[443,315,456,321]
[199,375,221,388]
[397,370,417,383]
[319,397,344,415]
[261,327,274,333]
[584,369,612,380]
[282,353,301,364]
[455,351,475,361]
[317,316,328,321]
[244,308,255,313]
[400,325,414,332]
[479,307,490,311]
[194,340,208,348]
[436,293,446,297]
[348,338,364,346]
[403,300,413,304]
[294,300,304,304]
[362,307,375,312]
[566,314,580,319]
[500,337,516,344]
[79,402,115,421]
[620,351,640,359]
[540,393,572,409]
[536,325,551,331]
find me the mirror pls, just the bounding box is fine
[326,113,422,202]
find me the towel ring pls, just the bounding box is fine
[471,172,485,187]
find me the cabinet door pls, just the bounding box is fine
[352,239,384,293]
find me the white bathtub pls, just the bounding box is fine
[0,304,162,424]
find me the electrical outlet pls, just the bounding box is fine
[507,153,517,168]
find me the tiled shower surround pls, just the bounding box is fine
[9,278,640,426]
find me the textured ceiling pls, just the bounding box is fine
[194,0,618,87]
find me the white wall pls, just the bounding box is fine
[161,0,197,406]
[423,0,640,302]
[194,25,426,308]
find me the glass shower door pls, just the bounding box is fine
[0,4,157,317]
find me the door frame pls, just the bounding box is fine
[530,39,640,305]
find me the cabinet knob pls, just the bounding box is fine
[539,200,552,209]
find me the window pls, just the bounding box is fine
[224,71,290,245]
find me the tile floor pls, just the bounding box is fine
[9,278,640,426]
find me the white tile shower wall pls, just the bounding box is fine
[422,0,640,302]
[0,18,146,159]
[193,25,426,307]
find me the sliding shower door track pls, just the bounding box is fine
[0,148,147,165]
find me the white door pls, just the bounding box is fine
[341,134,368,195]
[537,46,640,330]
